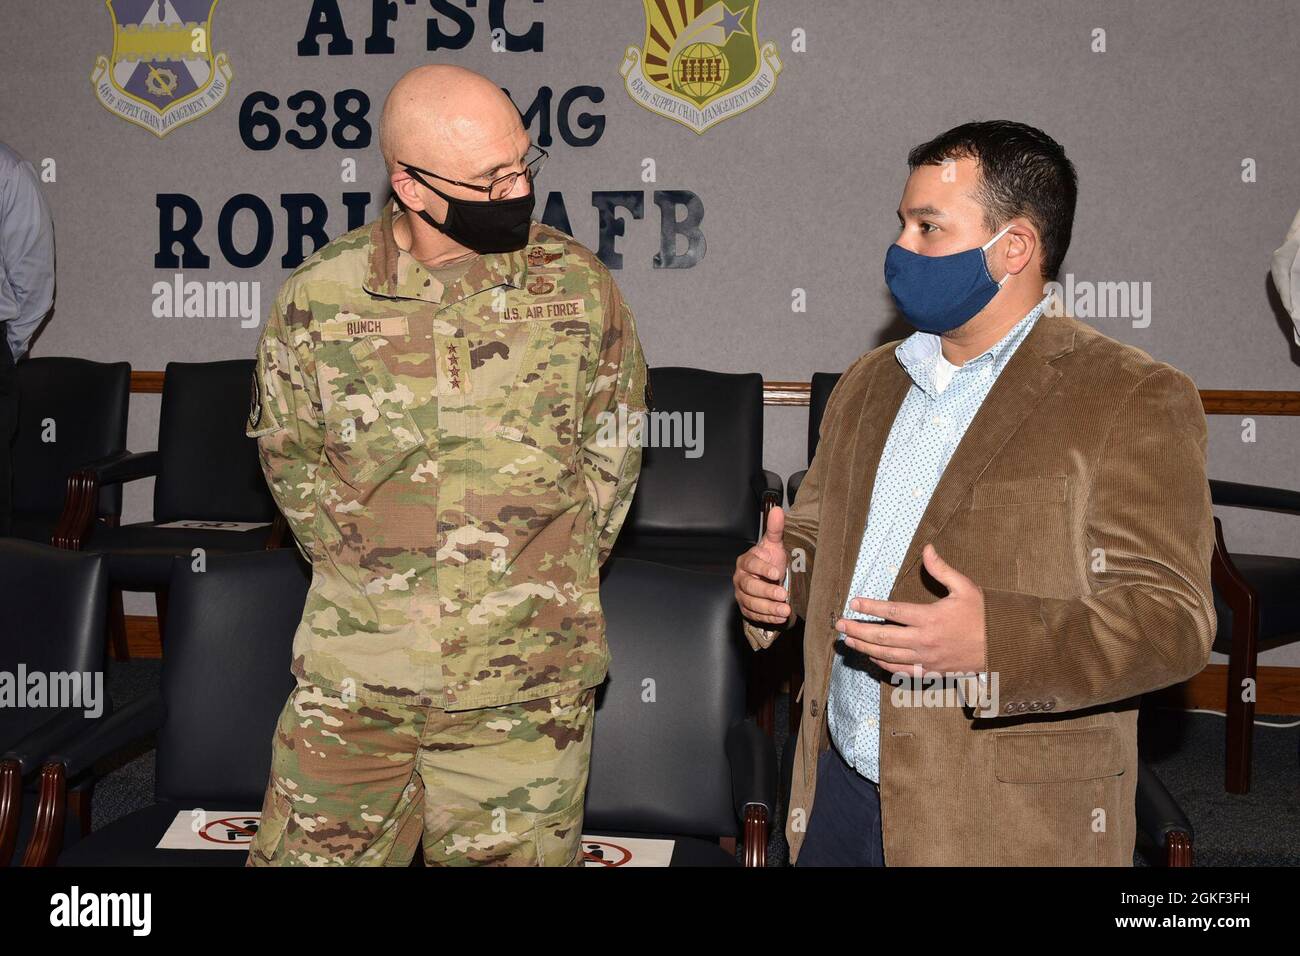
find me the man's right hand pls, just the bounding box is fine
[734,505,792,627]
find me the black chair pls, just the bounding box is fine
[775,739,1193,866]
[785,371,840,509]
[0,540,110,866]
[1208,479,1300,793]
[27,549,307,866]
[68,361,287,659]
[583,558,777,866]
[612,367,782,572]
[610,367,783,732]
[1134,758,1194,866]
[8,357,130,546]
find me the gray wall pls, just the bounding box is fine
[2,0,1297,663]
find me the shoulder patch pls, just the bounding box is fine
[248,367,262,430]
[245,366,281,438]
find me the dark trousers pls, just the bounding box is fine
[0,331,16,537]
[796,742,885,867]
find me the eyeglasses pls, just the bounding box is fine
[401,144,548,201]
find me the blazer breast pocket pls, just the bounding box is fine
[970,475,1069,510]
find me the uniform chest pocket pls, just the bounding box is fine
[319,337,426,486]
[440,308,591,468]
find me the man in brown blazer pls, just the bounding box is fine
[735,121,1215,866]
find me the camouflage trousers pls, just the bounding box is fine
[245,681,596,867]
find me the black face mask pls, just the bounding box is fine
[401,166,534,254]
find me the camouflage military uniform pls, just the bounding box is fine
[248,681,597,866]
[244,198,646,865]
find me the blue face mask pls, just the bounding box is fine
[883,223,1015,333]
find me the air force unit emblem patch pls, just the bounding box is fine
[248,367,262,430]
[92,0,233,138]
[621,0,782,134]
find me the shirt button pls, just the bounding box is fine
[887,565,898,575]
[912,487,923,499]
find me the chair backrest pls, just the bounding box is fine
[807,371,841,462]
[583,558,746,838]
[12,357,130,519]
[618,367,764,541]
[0,539,108,678]
[154,360,276,523]
[154,549,307,805]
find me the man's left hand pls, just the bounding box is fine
[837,544,986,675]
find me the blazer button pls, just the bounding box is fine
[810,699,819,717]
[1043,700,1055,711]
[1028,701,1041,711]
[1017,702,1028,712]
[1003,703,1016,714]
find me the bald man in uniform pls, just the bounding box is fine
[245,65,647,866]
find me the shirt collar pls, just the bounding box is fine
[362,197,532,306]
[895,294,1051,397]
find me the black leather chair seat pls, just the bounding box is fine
[57,801,256,867]
[9,510,60,545]
[581,830,738,867]
[1213,552,1300,648]
[1,709,71,753]
[613,534,751,574]
[84,522,274,589]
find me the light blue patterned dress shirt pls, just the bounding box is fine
[827,297,1050,783]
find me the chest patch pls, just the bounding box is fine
[500,298,587,322]
[524,243,565,271]
[321,315,409,341]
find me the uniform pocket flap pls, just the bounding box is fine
[971,476,1068,509]
[993,727,1124,783]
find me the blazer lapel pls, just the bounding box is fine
[891,316,1077,588]
[834,358,911,600]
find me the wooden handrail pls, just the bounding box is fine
[766,382,1300,415]
[131,370,165,394]
[127,371,1300,416]
[1196,390,1300,416]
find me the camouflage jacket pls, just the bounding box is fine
[247,199,647,710]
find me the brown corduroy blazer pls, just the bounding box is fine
[744,314,1216,866]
